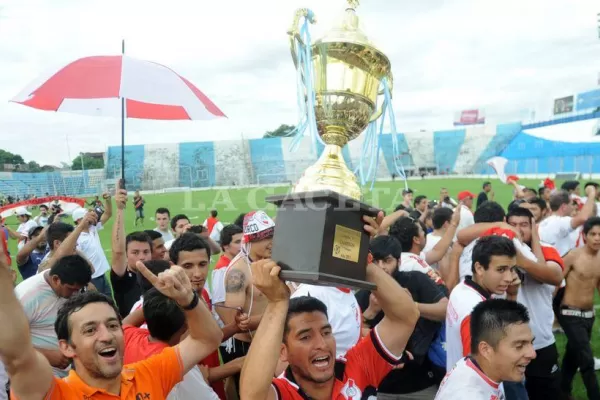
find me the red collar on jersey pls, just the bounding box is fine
[464,276,491,299]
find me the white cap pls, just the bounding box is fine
[15,207,31,217]
[72,208,87,222]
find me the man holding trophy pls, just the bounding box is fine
[239,1,420,399]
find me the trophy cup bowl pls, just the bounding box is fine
[292,4,393,200]
[266,2,392,289]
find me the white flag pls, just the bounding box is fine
[486,156,509,183]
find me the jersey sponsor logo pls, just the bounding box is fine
[340,379,361,400]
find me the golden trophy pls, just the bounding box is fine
[266,0,393,289]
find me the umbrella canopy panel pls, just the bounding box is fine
[11,55,226,120]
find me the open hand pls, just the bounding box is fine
[136,261,194,307]
[250,259,290,303]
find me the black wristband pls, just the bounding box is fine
[182,290,199,311]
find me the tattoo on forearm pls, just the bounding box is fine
[226,269,246,293]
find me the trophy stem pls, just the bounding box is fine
[293,143,361,201]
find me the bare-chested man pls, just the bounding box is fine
[555,216,600,400]
[220,211,275,390]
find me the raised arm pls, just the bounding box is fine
[440,241,462,291]
[111,189,128,276]
[16,225,49,266]
[456,222,517,247]
[517,225,563,286]
[42,213,97,272]
[99,192,113,225]
[240,260,290,400]
[572,186,597,229]
[368,263,419,357]
[425,205,461,265]
[0,234,54,400]
[136,262,223,374]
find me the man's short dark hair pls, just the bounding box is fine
[284,296,328,342]
[220,224,243,251]
[584,182,599,190]
[143,288,186,342]
[549,190,570,212]
[55,291,121,342]
[155,207,170,217]
[413,195,427,208]
[583,216,600,236]
[432,207,453,230]
[210,210,218,218]
[473,201,506,223]
[507,199,526,213]
[483,181,491,189]
[370,236,402,261]
[389,217,419,253]
[46,222,74,250]
[50,254,93,286]
[233,213,247,228]
[537,187,548,196]
[471,299,530,354]
[472,235,516,273]
[506,207,533,223]
[126,232,153,252]
[40,204,48,211]
[171,214,190,230]
[144,230,162,241]
[169,232,211,264]
[561,180,579,192]
[137,260,171,293]
[527,197,547,211]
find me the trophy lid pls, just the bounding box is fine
[314,0,381,50]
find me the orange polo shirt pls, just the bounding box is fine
[12,346,183,400]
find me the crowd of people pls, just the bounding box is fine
[0,177,599,400]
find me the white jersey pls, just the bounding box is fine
[76,223,109,279]
[446,279,489,370]
[291,284,361,358]
[423,233,443,270]
[517,244,563,350]
[399,252,445,287]
[539,215,575,256]
[435,357,504,400]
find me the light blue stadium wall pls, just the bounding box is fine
[248,138,286,184]
[106,145,146,190]
[474,122,522,174]
[178,142,216,188]
[380,133,413,172]
[433,129,466,172]
[500,133,600,174]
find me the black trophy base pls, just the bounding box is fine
[266,189,380,291]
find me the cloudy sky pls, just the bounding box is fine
[0,0,598,166]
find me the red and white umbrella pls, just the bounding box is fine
[11,55,226,120]
[11,46,226,182]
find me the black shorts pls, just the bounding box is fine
[525,343,561,400]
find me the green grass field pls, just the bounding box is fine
[3,178,598,398]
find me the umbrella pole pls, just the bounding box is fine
[121,39,126,186]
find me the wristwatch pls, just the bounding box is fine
[182,290,199,311]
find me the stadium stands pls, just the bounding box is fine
[3,111,600,198]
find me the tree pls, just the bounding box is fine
[72,154,105,170]
[0,149,25,165]
[27,161,42,172]
[263,124,296,138]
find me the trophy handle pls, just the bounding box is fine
[369,72,394,122]
[287,8,316,69]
